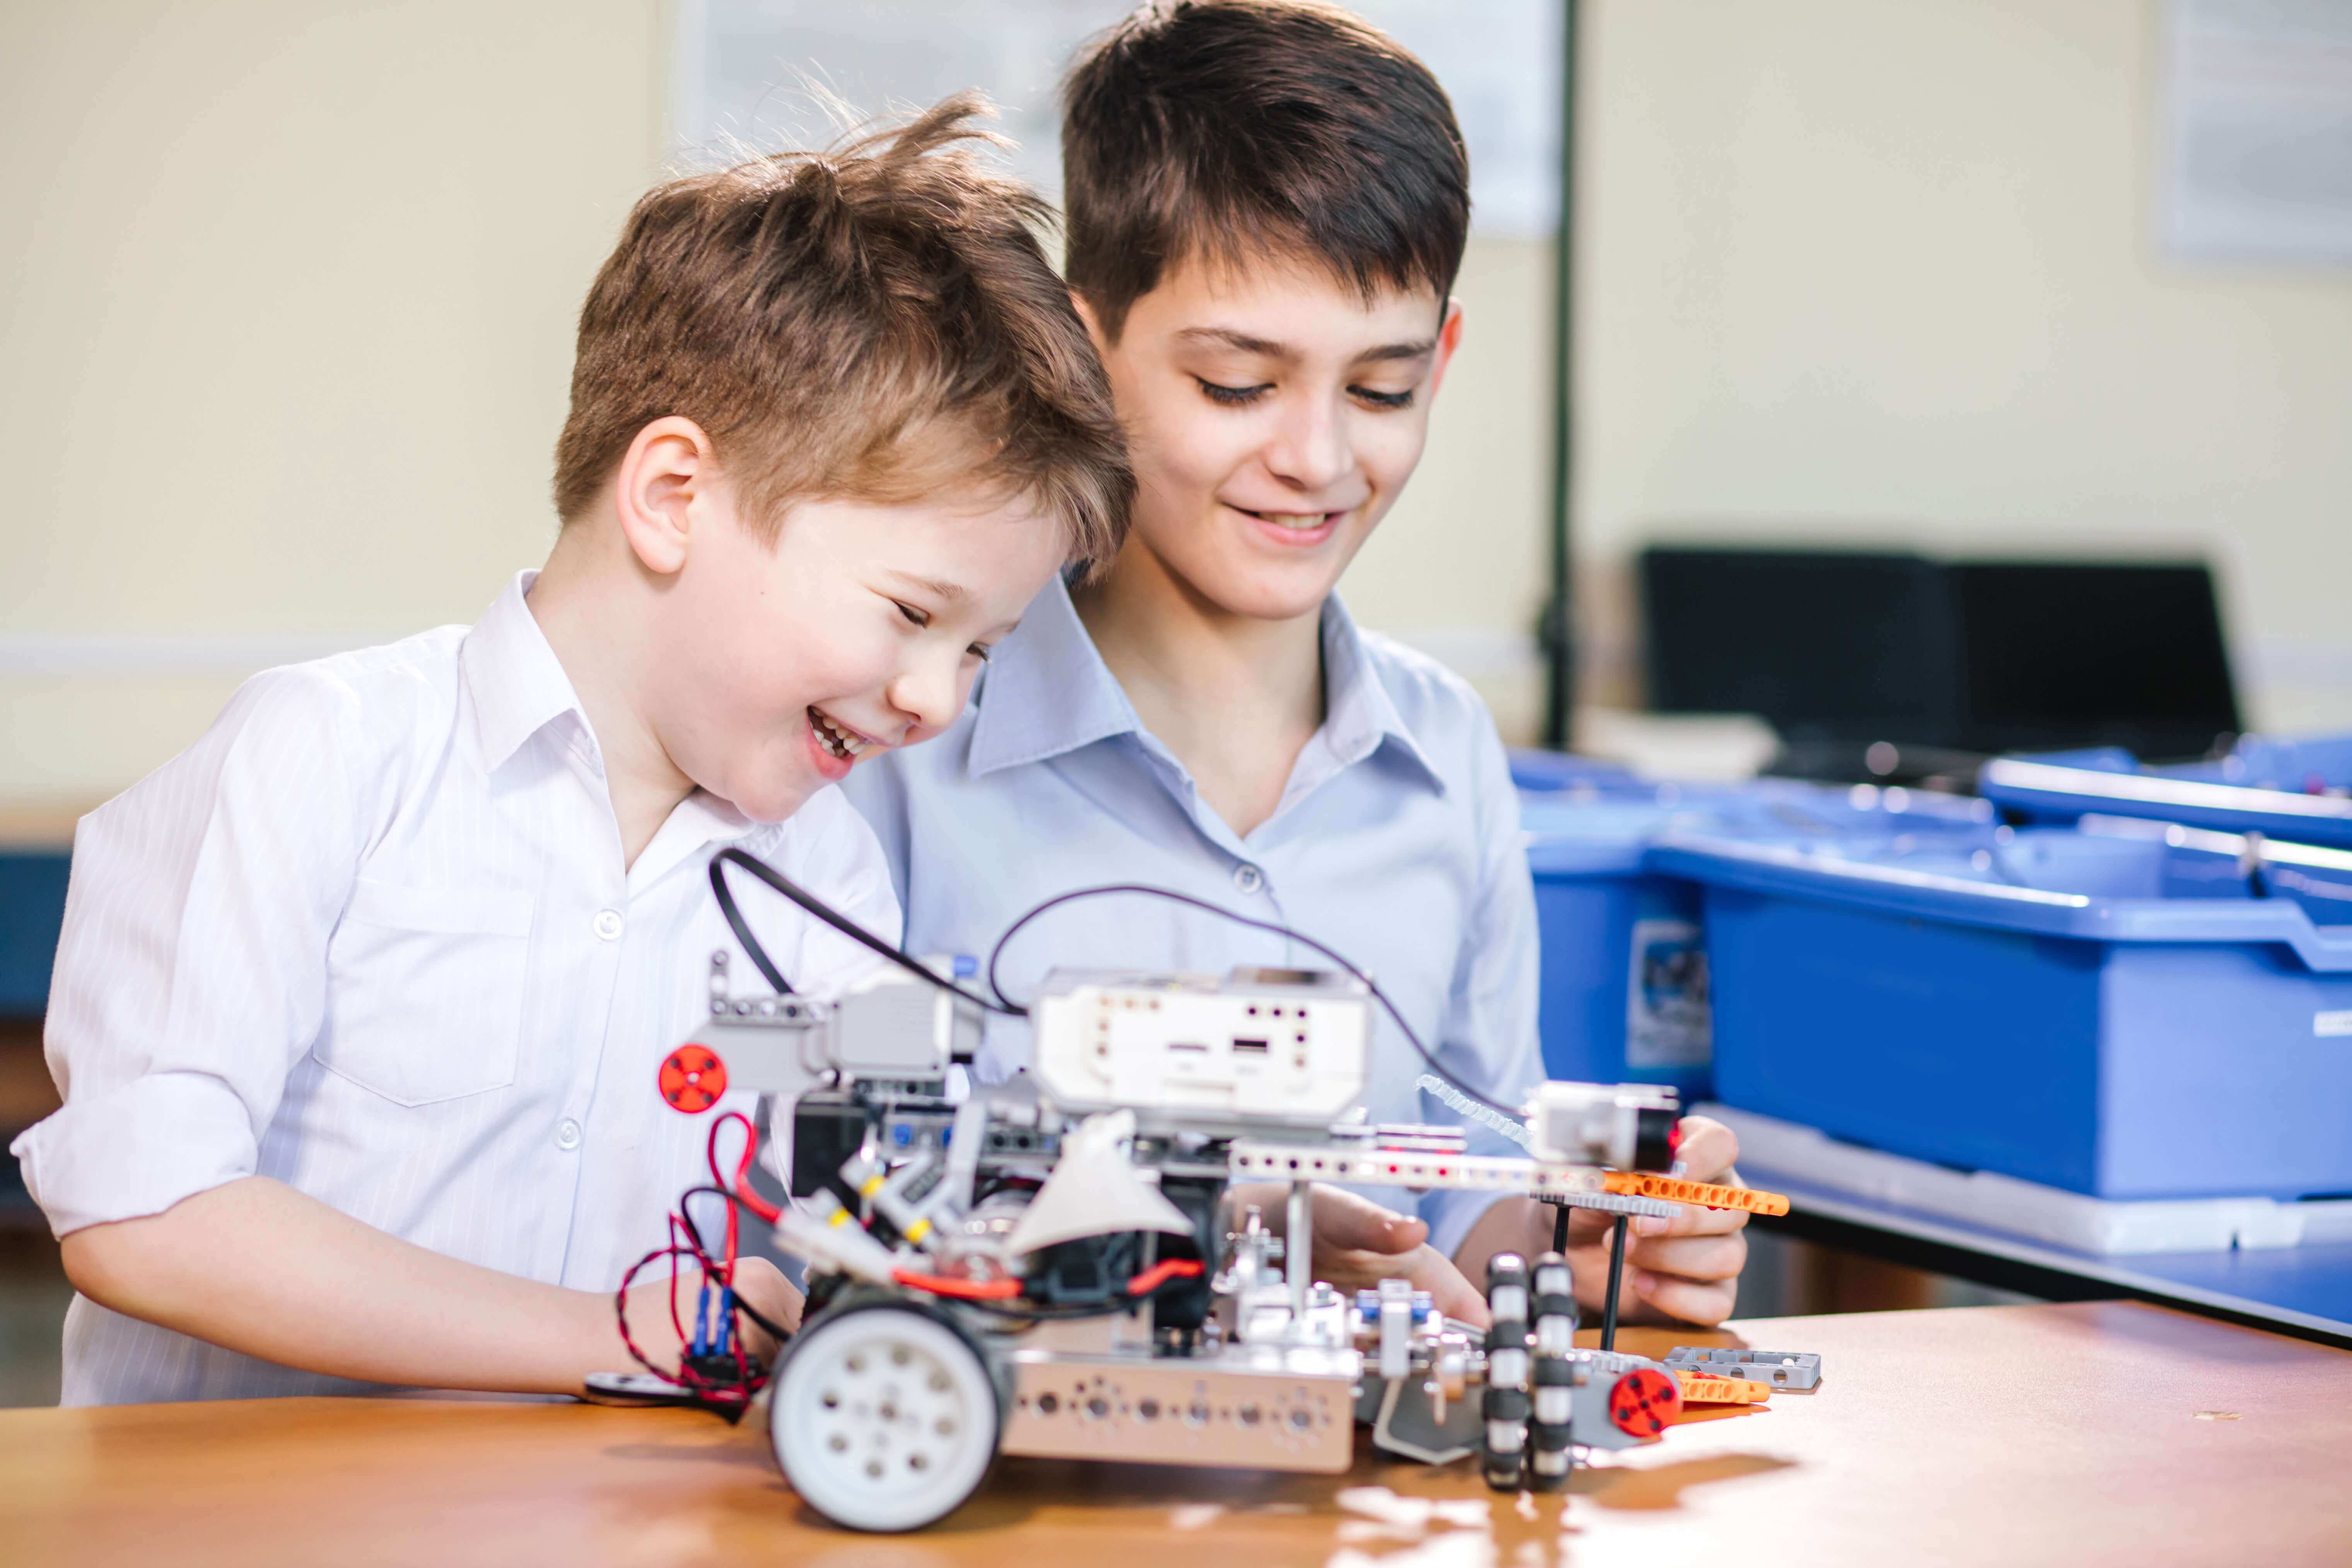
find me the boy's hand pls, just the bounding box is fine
[1228,1181,1487,1325]
[1450,1115,1750,1329]
[618,1255,804,1375]
[1558,1114,1749,1326]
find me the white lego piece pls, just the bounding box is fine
[1525,1080,1679,1169]
[1228,1140,1609,1197]
[1003,1109,1196,1256]
[1030,967,1370,1126]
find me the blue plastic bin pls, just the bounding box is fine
[1982,734,2352,848]
[1525,799,1713,1097]
[1521,780,1988,1099]
[0,851,70,1017]
[1508,748,1637,794]
[1648,822,2352,1200]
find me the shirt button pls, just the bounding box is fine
[592,909,624,941]
[555,1118,583,1151]
[1233,863,1265,895]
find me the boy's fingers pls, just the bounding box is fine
[1630,1268,1736,1328]
[1308,1183,1428,1255]
[1625,1230,1749,1287]
[1632,1202,1750,1240]
[1232,1182,1426,1257]
[1671,1117,1740,1184]
[1413,1250,1489,1327]
[1316,1244,1486,1325]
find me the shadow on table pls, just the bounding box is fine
[1571,1450,1798,1510]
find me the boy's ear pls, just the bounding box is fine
[612,416,719,578]
[1069,289,1114,357]
[1428,298,1467,399]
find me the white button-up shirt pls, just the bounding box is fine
[13,571,897,1404]
[845,577,1543,1261]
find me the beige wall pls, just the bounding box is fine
[0,0,666,799]
[7,0,2350,801]
[1575,0,2352,728]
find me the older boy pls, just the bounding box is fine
[13,97,1130,1404]
[849,3,1747,1327]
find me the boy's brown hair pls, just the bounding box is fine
[553,94,1131,569]
[1060,0,1470,340]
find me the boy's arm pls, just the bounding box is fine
[61,1177,799,1393]
[16,668,773,1394]
[1430,716,1747,1326]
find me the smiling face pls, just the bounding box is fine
[644,478,1066,823]
[1085,255,1462,624]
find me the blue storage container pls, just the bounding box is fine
[1521,780,1988,1098]
[1508,748,1637,794]
[1982,733,2352,848]
[0,851,71,1017]
[1648,822,2352,1201]
[1525,800,1713,1097]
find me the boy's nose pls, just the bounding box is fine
[1261,395,1352,493]
[888,651,966,734]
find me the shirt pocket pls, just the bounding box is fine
[317,878,536,1106]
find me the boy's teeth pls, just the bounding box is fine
[810,708,868,762]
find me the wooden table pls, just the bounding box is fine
[3,1303,2347,1568]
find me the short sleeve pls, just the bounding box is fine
[10,669,366,1236]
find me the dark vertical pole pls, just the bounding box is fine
[1539,0,1580,750]
[1600,1212,1627,1352]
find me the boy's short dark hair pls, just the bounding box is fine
[1061,0,1470,340]
[554,94,1131,570]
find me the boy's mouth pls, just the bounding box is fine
[808,706,880,764]
[1238,507,1340,531]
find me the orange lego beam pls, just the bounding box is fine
[1673,1371,1773,1405]
[1600,1171,1792,1216]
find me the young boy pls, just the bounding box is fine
[848,2,1748,1327]
[12,97,1130,1404]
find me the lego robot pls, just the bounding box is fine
[588,863,1790,1533]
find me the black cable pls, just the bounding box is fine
[707,850,1521,1121]
[982,882,1521,1119]
[1600,1214,1628,1354]
[710,853,793,994]
[709,847,1020,1015]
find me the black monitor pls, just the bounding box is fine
[1638,548,1954,743]
[1639,545,2240,769]
[1947,561,2238,760]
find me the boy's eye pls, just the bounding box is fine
[895,601,929,629]
[967,642,993,664]
[1351,385,1416,410]
[1195,376,1271,407]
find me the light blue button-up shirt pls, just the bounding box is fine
[844,577,1543,1259]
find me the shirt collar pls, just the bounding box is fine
[1313,593,1448,798]
[968,574,1445,798]
[461,568,596,774]
[967,574,1146,777]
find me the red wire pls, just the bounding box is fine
[892,1269,1024,1300]
[1126,1257,1206,1295]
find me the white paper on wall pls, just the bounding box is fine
[2162,0,2352,263]
[671,0,1564,238]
